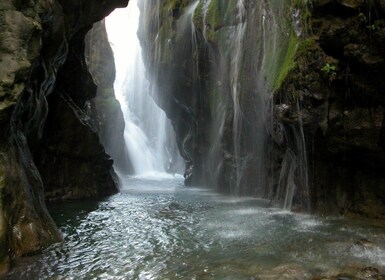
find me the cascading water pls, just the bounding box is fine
[106,1,182,175]
[230,0,247,194]
[195,0,269,194]
[7,1,385,278]
[135,0,311,207]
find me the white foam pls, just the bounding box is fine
[232,208,263,215]
[131,172,183,180]
[350,245,385,267]
[219,230,251,239]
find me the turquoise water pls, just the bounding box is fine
[7,175,385,279]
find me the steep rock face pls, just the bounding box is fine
[139,0,210,186]
[139,0,385,217]
[35,28,119,200]
[0,0,127,272]
[274,0,385,217]
[138,0,300,196]
[36,92,118,201]
[85,21,132,175]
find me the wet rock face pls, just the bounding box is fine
[138,0,211,186]
[35,89,119,201]
[0,0,127,272]
[139,0,295,195]
[274,1,385,217]
[85,21,133,175]
[141,0,385,217]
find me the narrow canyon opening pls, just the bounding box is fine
[2,0,385,278]
[105,2,184,177]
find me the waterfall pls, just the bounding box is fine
[231,0,247,194]
[135,0,311,209]
[106,0,182,175]
[281,100,310,211]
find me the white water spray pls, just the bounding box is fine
[106,1,177,175]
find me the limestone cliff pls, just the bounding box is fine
[85,21,133,175]
[0,0,127,272]
[138,0,385,218]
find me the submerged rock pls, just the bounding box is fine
[255,263,311,280]
[314,266,385,280]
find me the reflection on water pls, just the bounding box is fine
[7,175,385,279]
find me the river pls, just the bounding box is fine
[6,174,385,279]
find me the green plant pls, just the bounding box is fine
[321,63,337,83]
[367,24,379,31]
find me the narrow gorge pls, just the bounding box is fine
[1,0,385,279]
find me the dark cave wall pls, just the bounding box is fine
[0,0,128,272]
[273,0,385,217]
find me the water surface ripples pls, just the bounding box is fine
[7,175,385,279]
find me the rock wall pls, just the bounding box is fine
[139,0,385,218]
[85,21,133,175]
[138,0,301,195]
[0,0,127,272]
[274,0,385,217]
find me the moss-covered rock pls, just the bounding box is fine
[273,0,385,217]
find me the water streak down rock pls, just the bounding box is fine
[0,0,128,272]
[274,0,385,217]
[138,0,305,197]
[138,0,385,217]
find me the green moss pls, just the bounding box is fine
[157,22,173,63]
[192,1,204,29]
[291,0,307,8]
[161,0,189,18]
[205,0,238,33]
[296,37,316,54]
[268,37,318,92]
[272,33,299,92]
[261,0,313,93]
[202,1,241,46]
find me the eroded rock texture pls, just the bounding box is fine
[0,0,127,272]
[138,0,306,199]
[274,0,385,217]
[85,21,132,175]
[139,0,385,218]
